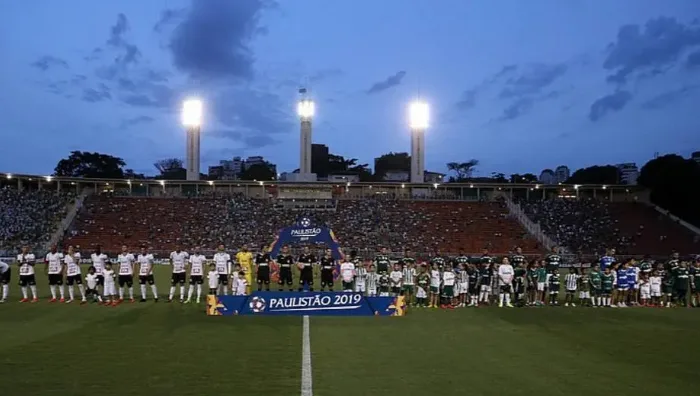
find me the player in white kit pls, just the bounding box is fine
[186,247,206,304]
[340,259,356,292]
[137,246,158,302]
[213,245,232,295]
[0,260,10,303]
[90,246,109,297]
[45,245,65,302]
[17,246,38,303]
[103,262,117,305]
[117,245,136,303]
[207,263,219,295]
[497,257,515,308]
[64,245,86,304]
[169,246,189,303]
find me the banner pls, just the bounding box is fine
[207,292,406,317]
[268,217,343,259]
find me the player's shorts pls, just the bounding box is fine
[171,272,186,285]
[342,281,353,291]
[139,274,155,285]
[103,283,116,296]
[549,290,559,295]
[468,283,478,295]
[95,275,105,286]
[430,285,439,294]
[416,286,428,299]
[218,274,229,285]
[367,288,377,297]
[527,281,536,291]
[442,285,454,298]
[650,285,661,297]
[257,268,271,284]
[500,284,513,293]
[66,274,82,286]
[278,268,293,285]
[591,288,601,296]
[579,291,590,299]
[209,288,217,295]
[662,285,673,295]
[189,275,203,285]
[453,285,460,297]
[566,288,577,294]
[355,282,365,293]
[537,282,545,292]
[640,286,651,300]
[403,284,414,293]
[299,269,313,285]
[1,268,11,284]
[514,281,525,294]
[617,286,629,292]
[18,274,36,287]
[320,271,333,288]
[458,282,468,294]
[48,273,63,286]
[391,286,402,295]
[602,288,612,296]
[633,283,640,290]
[675,288,688,299]
[480,284,491,293]
[118,275,133,287]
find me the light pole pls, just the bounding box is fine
[408,100,429,184]
[182,98,203,181]
[297,96,315,176]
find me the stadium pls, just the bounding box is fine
[3,2,700,395]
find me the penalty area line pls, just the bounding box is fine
[301,315,313,396]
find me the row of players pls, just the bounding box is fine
[3,244,699,308]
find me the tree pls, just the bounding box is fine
[446,159,479,181]
[375,152,411,180]
[510,173,538,183]
[639,154,700,227]
[54,151,126,178]
[154,158,186,180]
[240,163,276,181]
[124,169,146,179]
[490,172,508,183]
[566,165,619,185]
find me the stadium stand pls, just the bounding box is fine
[0,187,74,255]
[519,198,699,255]
[64,195,541,257]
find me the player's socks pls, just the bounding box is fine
[168,286,175,300]
[78,284,86,300]
[128,287,134,300]
[29,285,37,299]
[58,285,65,299]
[2,284,8,300]
[50,285,57,299]
[505,294,512,306]
[187,286,194,301]
[140,284,147,299]
[151,285,158,299]
[498,293,505,306]
[119,287,124,300]
[179,286,185,300]
[69,286,75,301]
[196,284,202,301]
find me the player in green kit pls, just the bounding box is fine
[601,267,614,307]
[374,247,391,275]
[691,258,700,307]
[535,263,547,306]
[526,262,538,306]
[400,250,416,305]
[378,272,390,297]
[673,261,690,307]
[589,265,602,307]
[513,259,527,306]
[430,248,447,270]
[578,271,591,307]
[548,269,561,306]
[415,265,430,307]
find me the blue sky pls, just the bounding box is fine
[1,0,699,177]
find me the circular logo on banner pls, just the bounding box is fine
[300,217,311,227]
[249,296,267,313]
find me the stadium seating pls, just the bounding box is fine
[0,187,74,255]
[519,198,699,256]
[64,195,541,257]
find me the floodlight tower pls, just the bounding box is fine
[182,98,203,181]
[408,100,429,183]
[297,89,315,176]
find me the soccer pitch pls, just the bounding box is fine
[1,267,699,396]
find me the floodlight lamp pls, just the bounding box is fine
[159,180,165,186]
[602,185,607,189]
[401,184,405,188]
[45,176,52,182]
[208,181,214,185]
[408,101,430,129]
[297,99,315,119]
[182,98,203,127]
[433,183,439,189]
[574,184,580,190]
[6,174,12,179]
[127,180,132,185]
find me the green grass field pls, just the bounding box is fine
[1,266,699,395]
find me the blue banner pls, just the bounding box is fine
[268,217,343,259]
[207,292,406,316]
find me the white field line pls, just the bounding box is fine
[301,315,313,396]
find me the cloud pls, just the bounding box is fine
[108,13,129,47]
[309,68,343,83]
[168,0,272,80]
[119,115,155,129]
[603,17,700,84]
[499,63,567,99]
[31,56,69,71]
[456,89,477,110]
[366,71,407,94]
[153,8,188,32]
[82,85,111,103]
[687,50,700,67]
[641,85,698,110]
[244,134,276,148]
[499,98,533,121]
[589,91,632,121]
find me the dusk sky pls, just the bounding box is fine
[1,0,700,177]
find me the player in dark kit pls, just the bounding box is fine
[255,245,272,292]
[297,246,317,292]
[320,249,336,291]
[374,247,391,274]
[276,245,295,292]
